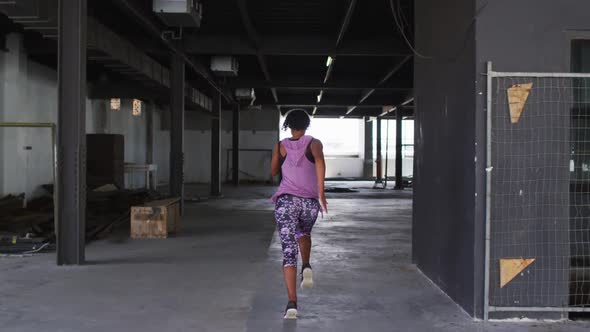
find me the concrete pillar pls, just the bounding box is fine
[210,92,222,197]
[169,55,185,211]
[395,109,404,190]
[375,117,383,184]
[363,117,374,178]
[232,104,240,186]
[95,100,108,134]
[146,102,155,165]
[56,0,87,265]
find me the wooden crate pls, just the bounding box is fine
[131,198,180,239]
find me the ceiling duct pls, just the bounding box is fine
[210,56,238,77]
[235,88,255,102]
[153,0,203,28]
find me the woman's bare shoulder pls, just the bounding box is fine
[310,138,323,150]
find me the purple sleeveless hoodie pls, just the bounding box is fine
[271,135,319,203]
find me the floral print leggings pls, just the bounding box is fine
[275,195,321,267]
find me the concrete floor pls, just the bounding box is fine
[1,182,589,331]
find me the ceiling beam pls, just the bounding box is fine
[88,81,212,113]
[345,55,412,116]
[279,104,391,109]
[379,97,414,117]
[176,35,411,56]
[224,76,411,90]
[315,0,357,115]
[24,34,412,58]
[87,18,169,87]
[366,108,415,121]
[256,93,404,106]
[235,0,279,105]
[335,0,358,48]
[112,0,233,103]
[306,107,414,118]
[255,100,405,110]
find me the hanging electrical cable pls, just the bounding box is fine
[397,0,410,32]
[389,0,432,59]
[390,0,489,62]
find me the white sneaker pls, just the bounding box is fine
[284,301,298,320]
[301,267,314,289]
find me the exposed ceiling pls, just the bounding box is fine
[0,0,415,118]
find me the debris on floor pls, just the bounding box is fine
[0,194,25,212]
[92,184,119,192]
[325,187,359,193]
[184,195,207,203]
[0,186,168,254]
[0,236,55,255]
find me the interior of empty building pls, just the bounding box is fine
[1,0,590,331]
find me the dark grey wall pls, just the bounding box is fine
[413,0,480,317]
[475,0,590,73]
[475,0,590,315]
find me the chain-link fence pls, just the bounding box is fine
[485,63,590,318]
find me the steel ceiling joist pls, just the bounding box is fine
[0,1,213,111]
[335,0,357,48]
[345,55,412,116]
[86,18,212,111]
[0,0,58,38]
[235,0,279,105]
[255,86,407,107]
[314,0,357,115]
[87,18,168,87]
[112,0,233,104]
[176,35,411,56]
[225,76,410,90]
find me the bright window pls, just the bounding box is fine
[373,119,414,157]
[279,118,362,157]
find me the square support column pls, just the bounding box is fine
[146,102,155,165]
[363,116,374,178]
[210,92,222,197]
[375,117,383,184]
[232,104,240,186]
[57,0,87,265]
[395,109,404,190]
[169,55,185,212]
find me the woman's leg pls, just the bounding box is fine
[298,236,312,266]
[282,267,297,302]
[275,196,301,302]
[297,199,320,289]
[297,198,321,266]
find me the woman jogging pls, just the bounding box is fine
[270,109,328,320]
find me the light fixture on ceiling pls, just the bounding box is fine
[326,56,333,67]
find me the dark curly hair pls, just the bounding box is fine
[282,109,311,131]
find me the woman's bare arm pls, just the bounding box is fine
[311,139,328,213]
[271,143,281,177]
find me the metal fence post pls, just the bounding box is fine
[484,61,493,320]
